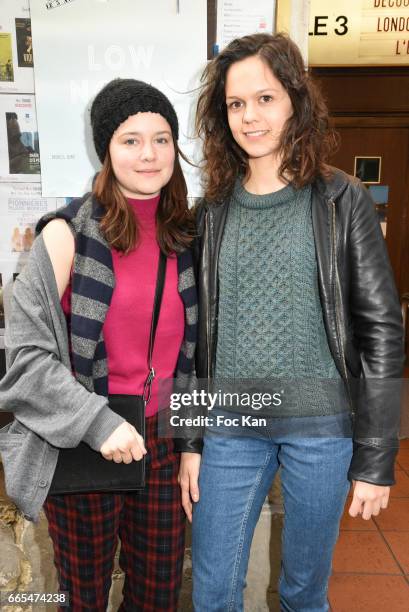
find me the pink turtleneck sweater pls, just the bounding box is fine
[62,195,185,417]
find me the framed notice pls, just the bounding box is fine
[354,156,382,184]
[216,0,276,50]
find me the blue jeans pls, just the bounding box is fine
[192,427,352,611]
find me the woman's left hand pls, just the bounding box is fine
[348,480,390,520]
[178,452,201,523]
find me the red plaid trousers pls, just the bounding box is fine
[44,414,186,611]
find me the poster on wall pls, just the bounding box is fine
[0,182,62,262]
[15,18,33,68]
[0,181,67,338]
[0,0,34,93]
[29,0,207,197]
[0,94,41,182]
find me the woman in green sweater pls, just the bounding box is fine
[178,33,404,611]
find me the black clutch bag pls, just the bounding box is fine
[48,252,167,495]
[49,394,146,494]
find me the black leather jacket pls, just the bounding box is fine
[194,168,404,485]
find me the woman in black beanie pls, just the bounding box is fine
[1,78,198,611]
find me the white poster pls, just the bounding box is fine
[0,0,34,94]
[0,182,61,260]
[0,94,41,182]
[216,0,276,50]
[29,0,207,197]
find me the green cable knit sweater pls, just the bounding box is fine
[215,179,343,416]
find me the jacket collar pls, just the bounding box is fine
[314,166,351,202]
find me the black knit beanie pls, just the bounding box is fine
[90,78,179,163]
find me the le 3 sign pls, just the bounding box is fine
[309,0,409,66]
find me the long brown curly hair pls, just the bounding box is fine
[93,143,195,255]
[196,32,338,202]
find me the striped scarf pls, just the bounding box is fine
[36,193,197,396]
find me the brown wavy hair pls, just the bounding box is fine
[196,32,338,201]
[93,144,194,255]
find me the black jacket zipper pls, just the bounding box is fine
[330,198,355,417]
[205,210,212,382]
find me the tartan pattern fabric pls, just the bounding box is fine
[44,415,186,612]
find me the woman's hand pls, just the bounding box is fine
[348,480,390,520]
[178,452,201,522]
[100,422,147,464]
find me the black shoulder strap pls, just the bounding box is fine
[143,251,167,405]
